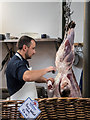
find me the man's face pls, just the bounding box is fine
[25,40,36,59]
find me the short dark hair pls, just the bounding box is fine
[17,36,35,50]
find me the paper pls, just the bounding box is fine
[19,97,41,119]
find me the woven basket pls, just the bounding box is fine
[0,100,24,119]
[0,98,90,120]
[36,97,90,120]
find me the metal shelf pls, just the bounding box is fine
[0,38,57,43]
[74,43,83,47]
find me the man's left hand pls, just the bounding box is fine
[47,78,55,85]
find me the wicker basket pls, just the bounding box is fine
[36,97,90,120]
[0,100,24,119]
[0,98,90,120]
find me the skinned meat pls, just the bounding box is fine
[48,28,82,98]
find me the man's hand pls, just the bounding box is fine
[47,78,55,85]
[46,66,56,73]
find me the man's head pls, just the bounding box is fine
[17,36,36,59]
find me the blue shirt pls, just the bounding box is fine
[6,52,29,96]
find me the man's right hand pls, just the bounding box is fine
[46,66,56,73]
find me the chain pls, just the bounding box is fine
[64,1,74,39]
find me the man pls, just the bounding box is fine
[6,36,56,99]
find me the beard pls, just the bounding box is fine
[25,51,31,59]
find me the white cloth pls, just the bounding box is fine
[10,82,38,100]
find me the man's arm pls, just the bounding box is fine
[23,66,56,82]
[35,76,54,84]
[35,76,47,83]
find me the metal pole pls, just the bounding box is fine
[62,1,66,40]
[83,1,90,97]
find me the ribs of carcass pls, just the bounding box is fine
[48,28,82,98]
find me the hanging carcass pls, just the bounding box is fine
[47,21,82,98]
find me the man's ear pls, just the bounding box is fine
[23,45,27,51]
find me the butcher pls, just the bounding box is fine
[6,35,56,100]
